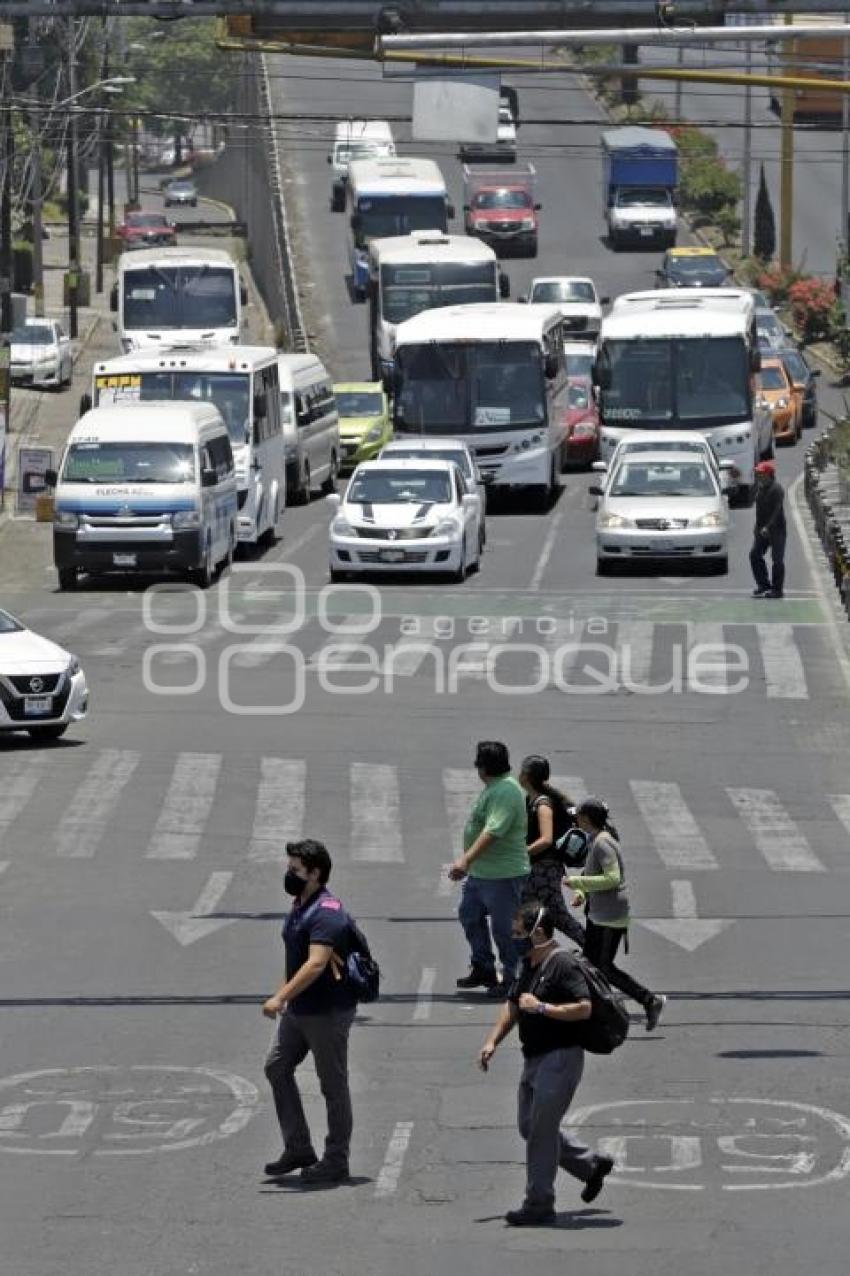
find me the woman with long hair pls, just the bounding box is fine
[518,755,584,947]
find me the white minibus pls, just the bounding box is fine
[113,246,246,352]
[277,353,340,505]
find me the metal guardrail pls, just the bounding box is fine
[259,54,308,353]
[805,429,850,620]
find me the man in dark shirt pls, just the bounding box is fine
[478,902,616,1226]
[262,838,358,1184]
[750,460,787,599]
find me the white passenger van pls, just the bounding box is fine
[277,353,340,505]
[51,402,237,591]
[328,120,395,211]
[113,246,245,352]
[88,346,284,548]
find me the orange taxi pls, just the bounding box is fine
[757,356,803,445]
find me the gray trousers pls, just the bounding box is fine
[264,1008,356,1168]
[517,1046,597,1209]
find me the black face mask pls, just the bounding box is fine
[284,869,308,898]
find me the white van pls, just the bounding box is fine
[52,401,237,590]
[328,120,395,212]
[277,353,340,505]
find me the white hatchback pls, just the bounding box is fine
[0,609,88,742]
[590,449,729,574]
[327,459,481,581]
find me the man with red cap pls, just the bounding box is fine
[750,460,786,599]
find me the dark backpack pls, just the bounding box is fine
[345,919,380,1003]
[572,954,630,1055]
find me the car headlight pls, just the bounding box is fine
[365,423,385,443]
[774,397,789,410]
[172,510,201,529]
[599,512,632,529]
[66,656,81,677]
[434,518,463,538]
[54,510,79,529]
[332,517,355,537]
[693,512,723,529]
[519,218,535,230]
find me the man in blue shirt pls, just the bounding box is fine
[263,838,358,1184]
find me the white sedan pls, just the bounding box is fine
[522,277,606,336]
[590,449,729,574]
[9,319,73,389]
[0,609,88,742]
[327,459,482,581]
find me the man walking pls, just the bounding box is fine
[263,838,358,1184]
[478,902,615,1226]
[565,797,666,1032]
[750,460,786,599]
[448,741,530,996]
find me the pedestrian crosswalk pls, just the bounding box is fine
[27,604,841,702]
[1,748,849,877]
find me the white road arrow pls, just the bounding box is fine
[638,879,734,953]
[151,872,236,946]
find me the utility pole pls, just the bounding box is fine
[741,39,753,258]
[95,18,109,293]
[0,28,14,336]
[779,11,795,269]
[842,16,849,259]
[66,17,80,339]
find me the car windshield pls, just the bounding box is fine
[669,256,725,279]
[10,325,53,344]
[380,261,497,326]
[94,370,250,444]
[565,350,594,378]
[617,188,671,207]
[387,448,471,478]
[347,470,452,504]
[623,440,705,457]
[760,366,788,391]
[62,441,195,484]
[337,391,384,416]
[128,213,168,228]
[122,265,238,331]
[336,142,387,165]
[610,459,716,498]
[472,189,530,210]
[532,280,595,303]
[0,609,23,633]
[395,341,546,432]
[599,336,750,428]
[168,182,194,193]
[568,382,591,409]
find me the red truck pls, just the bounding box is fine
[462,163,540,258]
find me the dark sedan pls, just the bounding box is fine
[778,347,820,430]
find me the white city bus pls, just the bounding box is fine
[595,289,770,501]
[89,346,284,547]
[346,157,452,301]
[392,303,568,507]
[113,247,246,352]
[367,231,508,382]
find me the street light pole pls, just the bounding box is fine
[741,39,753,258]
[779,11,795,269]
[66,17,80,339]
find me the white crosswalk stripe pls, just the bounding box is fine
[55,749,140,858]
[727,787,825,872]
[0,754,47,849]
[630,780,719,870]
[616,621,655,689]
[755,623,809,700]
[350,762,404,862]
[249,758,306,861]
[146,752,222,860]
[828,794,850,841]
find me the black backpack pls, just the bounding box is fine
[344,919,380,1003]
[572,954,630,1055]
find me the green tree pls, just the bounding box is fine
[753,164,776,263]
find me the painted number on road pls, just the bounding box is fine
[0,1065,259,1157]
[570,1097,850,1191]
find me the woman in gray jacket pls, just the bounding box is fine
[565,796,666,1033]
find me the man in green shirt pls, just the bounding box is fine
[448,741,530,995]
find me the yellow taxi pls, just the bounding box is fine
[757,356,803,445]
[657,246,731,289]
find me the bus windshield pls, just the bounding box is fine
[380,262,496,326]
[354,195,447,245]
[395,341,546,433]
[599,336,750,428]
[94,371,250,444]
[62,441,195,484]
[123,266,238,331]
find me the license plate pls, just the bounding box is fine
[378,549,406,563]
[24,696,53,716]
[639,227,654,237]
[654,539,678,551]
[479,471,496,484]
[113,552,137,567]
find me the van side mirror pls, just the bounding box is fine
[240,282,248,306]
[544,353,558,380]
[600,295,611,305]
[201,466,217,488]
[447,203,455,220]
[499,272,510,299]
[44,468,58,489]
[79,392,92,416]
[327,154,332,164]
[253,393,267,420]
[588,484,604,497]
[109,284,118,313]
[593,361,611,391]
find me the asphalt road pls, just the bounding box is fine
[1,59,850,1276]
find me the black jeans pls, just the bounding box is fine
[750,528,786,594]
[583,918,652,1010]
[521,859,585,947]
